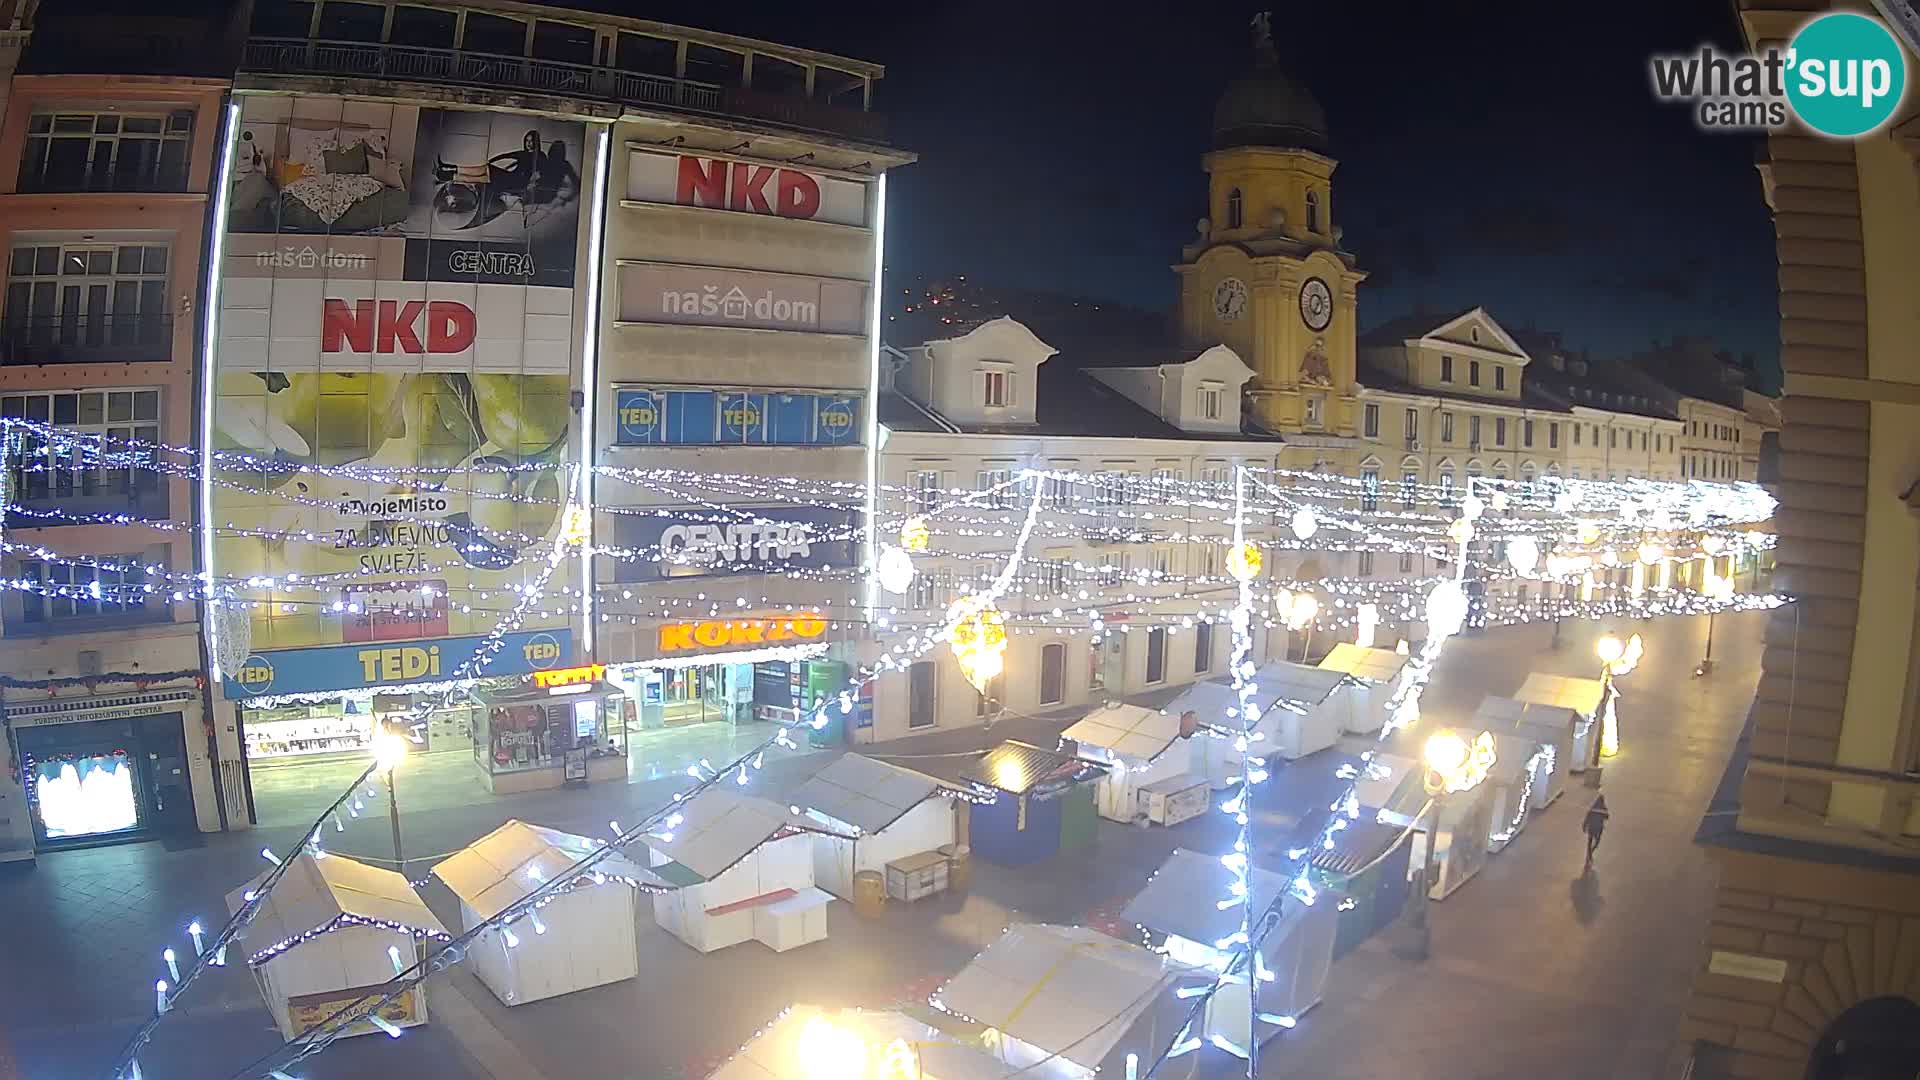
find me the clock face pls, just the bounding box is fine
[1212,278,1248,321]
[1299,277,1334,331]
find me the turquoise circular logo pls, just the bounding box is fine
[1786,13,1906,137]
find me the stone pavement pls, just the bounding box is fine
[0,610,1766,1080]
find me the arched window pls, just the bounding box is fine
[1226,188,1243,229]
[1438,468,1454,493]
[1305,190,1321,233]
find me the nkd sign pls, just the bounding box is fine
[618,262,867,335]
[626,150,870,228]
[322,298,477,354]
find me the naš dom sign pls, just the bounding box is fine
[657,613,828,653]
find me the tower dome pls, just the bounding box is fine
[1211,14,1328,154]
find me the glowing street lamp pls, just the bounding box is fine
[1593,633,1643,764]
[1423,729,1497,795]
[371,721,410,877]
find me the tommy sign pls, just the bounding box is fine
[618,262,868,335]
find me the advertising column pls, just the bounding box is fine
[208,96,591,800]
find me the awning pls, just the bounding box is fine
[960,741,1105,796]
[1512,673,1605,717]
[1317,644,1409,683]
[645,789,842,883]
[708,1005,1017,1080]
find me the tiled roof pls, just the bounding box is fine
[1356,308,1478,347]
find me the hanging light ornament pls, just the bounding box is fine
[1636,542,1665,566]
[875,545,916,594]
[1227,542,1263,582]
[1425,580,1469,641]
[1554,488,1578,513]
[1289,506,1318,540]
[1506,535,1540,575]
[946,595,1008,693]
[1576,521,1601,545]
[899,516,930,552]
[1701,534,1726,555]
[1490,490,1510,513]
[1461,493,1485,521]
[1447,517,1475,547]
[1284,592,1319,632]
[1600,549,1620,567]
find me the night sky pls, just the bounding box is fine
[586,0,1783,386]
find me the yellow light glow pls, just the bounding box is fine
[947,596,1008,693]
[1227,542,1262,582]
[1596,635,1625,665]
[1286,592,1319,632]
[558,504,591,547]
[899,516,930,553]
[371,727,409,773]
[1576,522,1601,545]
[1637,542,1664,566]
[1701,534,1726,556]
[1600,693,1621,758]
[1447,517,1474,547]
[796,1016,867,1080]
[1423,729,1497,794]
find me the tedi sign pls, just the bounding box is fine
[322,299,478,354]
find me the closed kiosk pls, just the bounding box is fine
[1481,733,1538,854]
[226,852,448,1041]
[1061,703,1203,824]
[1316,645,1410,734]
[1511,674,1606,773]
[1473,696,1577,809]
[432,820,653,1006]
[1167,663,1351,787]
[644,789,844,954]
[791,754,958,901]
[961,742,1105,867]
[1311,819,1415,959]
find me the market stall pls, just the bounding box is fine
[960,742,1105,867]
[432,819,659,1006]
[1165,662,1351,788]
[708,1005,1017,1080]
[645,789,846,954]
[1480,732,1539,854]
[226,851,448,1040]
[1423,780,1496,900]
[790,754,958,902]
[1310,818,1415,959]
[1351,752,1428,828]
[1122,848,1337,1045]
[1473,696,1577,809]
[1061,703,1206,825]
[932,923,1202,1078]
[1511,673,1606,773]
[1316,644,1410,735]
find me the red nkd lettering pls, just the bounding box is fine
[675,156,728,209]
[671,156,824,221]
[321,299,476,354]
[776,169,820,219]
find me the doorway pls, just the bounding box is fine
[12,711,192,849]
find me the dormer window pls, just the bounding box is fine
[1305,190,1320,233]
[981,368,1011,408]
[1197,381,1224,421]
[1226,188,1243,230]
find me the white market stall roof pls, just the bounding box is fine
[1512,673,1606,716]
[1121,848,1289,944]
[934,924,1196,1072]
[1253,661,1348,706]
[647,789,841,883]
[433,819,660,920]
[1062,702,1186,763]
[790,754,947,835]
[1352,753,1426,820]
[1317,644,1409,683]
[1473,696,1582,734]
[1166,663,1349,745]
[226,851,446,963]
[709,1006,1017,1080]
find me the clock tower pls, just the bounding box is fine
[1174,14,1367,446]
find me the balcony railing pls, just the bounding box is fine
[241,38,887,144]
[0,314,174,365]
[16,160,193,195]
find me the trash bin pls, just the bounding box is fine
[853,870,885,918]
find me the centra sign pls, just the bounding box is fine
[658,614,828,653]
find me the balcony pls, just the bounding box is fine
[0,314,174,366]
[6,481,170,530]
[240,38,888,145]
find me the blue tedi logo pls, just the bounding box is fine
[234,654,275,695]
[1650,13,1907,137]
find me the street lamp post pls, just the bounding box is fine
[372,722,409,879]
[1403,729,1497,961]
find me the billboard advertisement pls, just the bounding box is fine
[608,506,855,582]
[212,95,589,673]
[617,261,868,335]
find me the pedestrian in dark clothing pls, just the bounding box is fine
[1583,794,1610,870]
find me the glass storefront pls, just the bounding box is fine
[630,664,754,728]
[242,696,478,764]
[474,686,628,777]
[10,708,194,849]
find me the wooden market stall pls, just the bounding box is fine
[790,753,959,902]
[644,789,847,954]
[1316,644,1410,734]
[1473,696,1578,810]
[932,923,1202,1079]
[1061,702,1207,825]
[1121,848,1338,1045]
[226,851,448,1040]
[960,742,1105,867]
[431,819,658,1006]
[1511,673,1606,772]
[708,1005,1017,1079]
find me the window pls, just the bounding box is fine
[1549,422,1560,449]
[1439,468,1454,493]
[909,568,944,611]
[1041,472,1072,511]
[1197,382,1224,421]
[1405,408,1419,445]
[1523,419,1534,448]
[977,468,1012,510]
[1304,395,1324,428]
[20,110,194,193]
[1357,550,1374,576]
[1040,557,1071,595]
[1360,403,1380,439]
[1469,415,1482,448]
[1146,628,1168,685]
[1441,412,1455,444]
[1361,467,1380,511]
[1194,622,1215,673]
[912,469,942,513]
[1150,467,1180,502]
[1470,326,1481,343]
[908,661,937,729]
[1226,188,1243,229]
[1609,429,1617,449]
[1399,549,1413,572]
[974,672,1004,718]
[1495,366,1507,391]
[1040,643,1066,706]
[1592,424,1600,444]
[1194,540,1221,580]
[1095,471,1132,511]
[1494,417,1507,446]
[1573,424,1582,446]
[1305,190,1321,232]
[1440,356,1454,383]
[981,369,1011,408]
[1469,360,1482,387]
[6,243,172,360]
[17,551,165,629]
[1401,471,1417,509]
[1150,545,1176,577]
[4,390,163,513]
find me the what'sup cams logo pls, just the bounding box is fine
[1651,12,1908,137]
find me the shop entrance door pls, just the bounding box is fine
[13,712,189,849]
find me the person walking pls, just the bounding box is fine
[1583,793,1610,870]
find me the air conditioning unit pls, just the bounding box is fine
[1404,437,1422,451]
[77,650,103,676]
